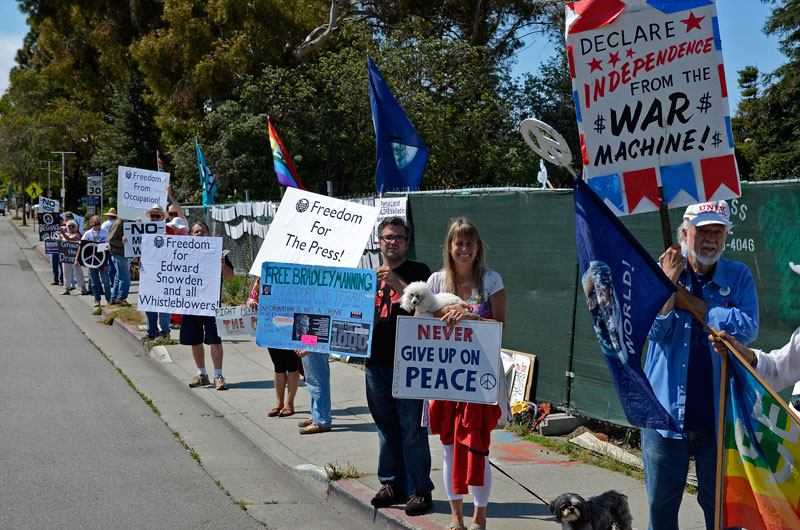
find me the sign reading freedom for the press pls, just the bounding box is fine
[116,166,169,221]
[138,234,222,317]
[248,188,378,275]
[392,316,503,404]
[255,261,376,357]
[124,221,166,257]
[566,1,740,215]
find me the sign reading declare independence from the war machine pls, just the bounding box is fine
[138,234,222,317]
[124,221,166,257]
[392,316,503,404]
[255,262,376,357]
[116,166,169,221]
[566,1,740,215]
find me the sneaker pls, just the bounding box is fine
[188,374,210,387]
[371,483,405,508]
[93,301,100,307]
[80,289,91,296]
[109,299,118,305]
[214,375,228,390]
[405,490,433,516]
[117,299,131,307]
[60,290,70,295]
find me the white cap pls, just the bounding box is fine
[167,217,187,231]
[683,201,732,228]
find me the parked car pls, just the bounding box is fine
[0,199,6,215]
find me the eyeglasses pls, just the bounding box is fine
[168,212,178,217]
[379,235,407,244]
[150,214,163,220]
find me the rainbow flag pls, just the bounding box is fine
[268,118,305,190]
[723,354,800,529]
[157,150,166,172]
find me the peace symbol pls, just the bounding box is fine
[520,118,573,168]
[480,373,497,390]
[43,213,54,225]
[80,243,107,269]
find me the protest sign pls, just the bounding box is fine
[216,305,258,336]
[248,187,378,275]
[44,240,59,255]
[137,234,222,317]
[39,196,59,213]
[58,240,80,264]
[566,1,740,215]
[255,262,376,357]
[372,197,408,244]
[392,316,503,404]
[123,221,166,257]
[78,241,109,268]
[37,212,61,241]
[116,166,169,221]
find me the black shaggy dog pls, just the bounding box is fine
[550,491,632,530]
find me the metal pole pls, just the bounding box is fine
[50,151,76,205]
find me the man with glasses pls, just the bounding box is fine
[366,217,435,516]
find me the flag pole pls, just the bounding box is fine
[714,347,728,530]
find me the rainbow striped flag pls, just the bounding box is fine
[268,118,305,190]
[723,354,800,529]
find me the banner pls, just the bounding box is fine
[137,234,222,316]
[255,262,376,357]
[566,1,740,215]
[216,305,258,336]
[123,221,166,257]
[268,118,306,190]
[116,166,169,221]
[58,241,80,264]
[37,212,61,241]
[78,241,109,269]
[392,316,503,404]
[248,188,378,275]
[39,196,59,213]
[372,196,408,244]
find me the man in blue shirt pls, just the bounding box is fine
[643,201,759,530]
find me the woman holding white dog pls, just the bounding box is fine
[426,217,506,530]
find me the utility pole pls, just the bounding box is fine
[50,151,76,206]
[40,161,53,197]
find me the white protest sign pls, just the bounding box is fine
[216,305,258,336]
[138,234,222,317]
[566,2,740,215]
[249,187,378,275]
[123,221,166,257]
[372,197,408,244]
[116,166,169,221]
[392,316,503,404]
[39,196,59,213]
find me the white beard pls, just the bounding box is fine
[681,240,724,267]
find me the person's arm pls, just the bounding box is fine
[711,328,800,392]
[658,244,686,316]
[221,256,235,282]
[246,277,260,308]
[167,185,188,224]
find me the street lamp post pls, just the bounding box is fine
[50,151,76,204]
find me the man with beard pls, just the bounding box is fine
[642,201,759,530]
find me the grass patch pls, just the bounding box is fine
[325,461,364,481]
[233,499,248,511]
[92,307,102,315]
[221,273,252,306]
[115,305,146,326]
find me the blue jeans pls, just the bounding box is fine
[107,257,117,287]
[366,364,434,497]
[302,353,331,427]
[110,254,131,301]
[88,266,111,303]
[641,428,717,530]
[146,312,171,338]
[51,254,63,283]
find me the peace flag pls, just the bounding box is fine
[195,140,217,212]
[268,118,306,190]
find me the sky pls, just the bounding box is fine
[0,1,788,113]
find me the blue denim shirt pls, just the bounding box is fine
[644,257,759,439]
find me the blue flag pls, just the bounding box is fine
[368,54,428,194]
[574,177,681,432]
[196,140,216,212]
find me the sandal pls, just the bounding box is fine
[279,407,295,417]
[267,407,282,417]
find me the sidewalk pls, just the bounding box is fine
[11,218,707,530]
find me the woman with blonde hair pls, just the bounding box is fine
[426,217,506,530]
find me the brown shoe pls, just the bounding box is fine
[214,375,228,390]
[298,418,313,428]
[188,374,210,387]
[299,424,331,435]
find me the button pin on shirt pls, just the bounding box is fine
[719,286,731,296]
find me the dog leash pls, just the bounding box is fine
[489,460,550,506]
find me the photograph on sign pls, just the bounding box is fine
[38,212,61,241]
[255,261,376,357]
[371,197,408,244]
[78,241,109,268]
[123,221,166,257]
[248,187,378,275]
[116,166,169,221]
[392,316,503,404]
[566,2,740,215]
[39,196,59,213]
[215,305,258,336]
[58,240,81,264]
[137,234,223,317]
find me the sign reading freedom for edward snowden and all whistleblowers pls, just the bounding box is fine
[255,262,376,357]
[116,166,170,221]
[248,188,378,276]
[392,316,503,404]
[138,234,222,317]
[566,1,740,215]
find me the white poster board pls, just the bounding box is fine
[123,221,166,257]
[248,187,378,275]
[137,234,222,316]
[116,166,169,221]
[39,196,59,213]
[216,305,258,336]
[392,316,503,404]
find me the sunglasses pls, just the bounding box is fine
[149,214,164,220]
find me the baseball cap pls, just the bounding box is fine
[683,201,732,228]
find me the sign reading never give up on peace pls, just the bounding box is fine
[566,1,740,215]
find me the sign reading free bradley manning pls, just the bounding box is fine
[116,166,169,221]
[138,234,222,317]
[255,262,376,357]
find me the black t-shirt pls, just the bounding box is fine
[368,260,431,366]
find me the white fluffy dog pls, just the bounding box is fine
[400,281,465,317]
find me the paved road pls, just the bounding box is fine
[0,220,376,529]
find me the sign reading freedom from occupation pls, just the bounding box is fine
[248,187,378,275]
[123,221,166,257]
[566,0,740,215]
[392,316,503,404]
[138,234,222,317]
[116,166,169,221]
[255,262,376,357]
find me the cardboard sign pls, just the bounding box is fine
[116,166,169,221]
[255,262,376,357]
[37,212,61,241]
[78,241,109,269]
[566,2,740,215]
[123,221,166,257]
[58,240,81,264]
[372,197,408,243]
[137,234,222,317]
[392,316,503,404]
[44,240,59,255]
[39,196,59,213]
[248,188,378,275]
[216,305,258,336]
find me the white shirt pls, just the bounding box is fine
[81,228,109,243]
[754,326,800,391]
[101,220,114,231]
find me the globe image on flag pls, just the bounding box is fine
[582,261,627,364]
[391,142,419,170]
